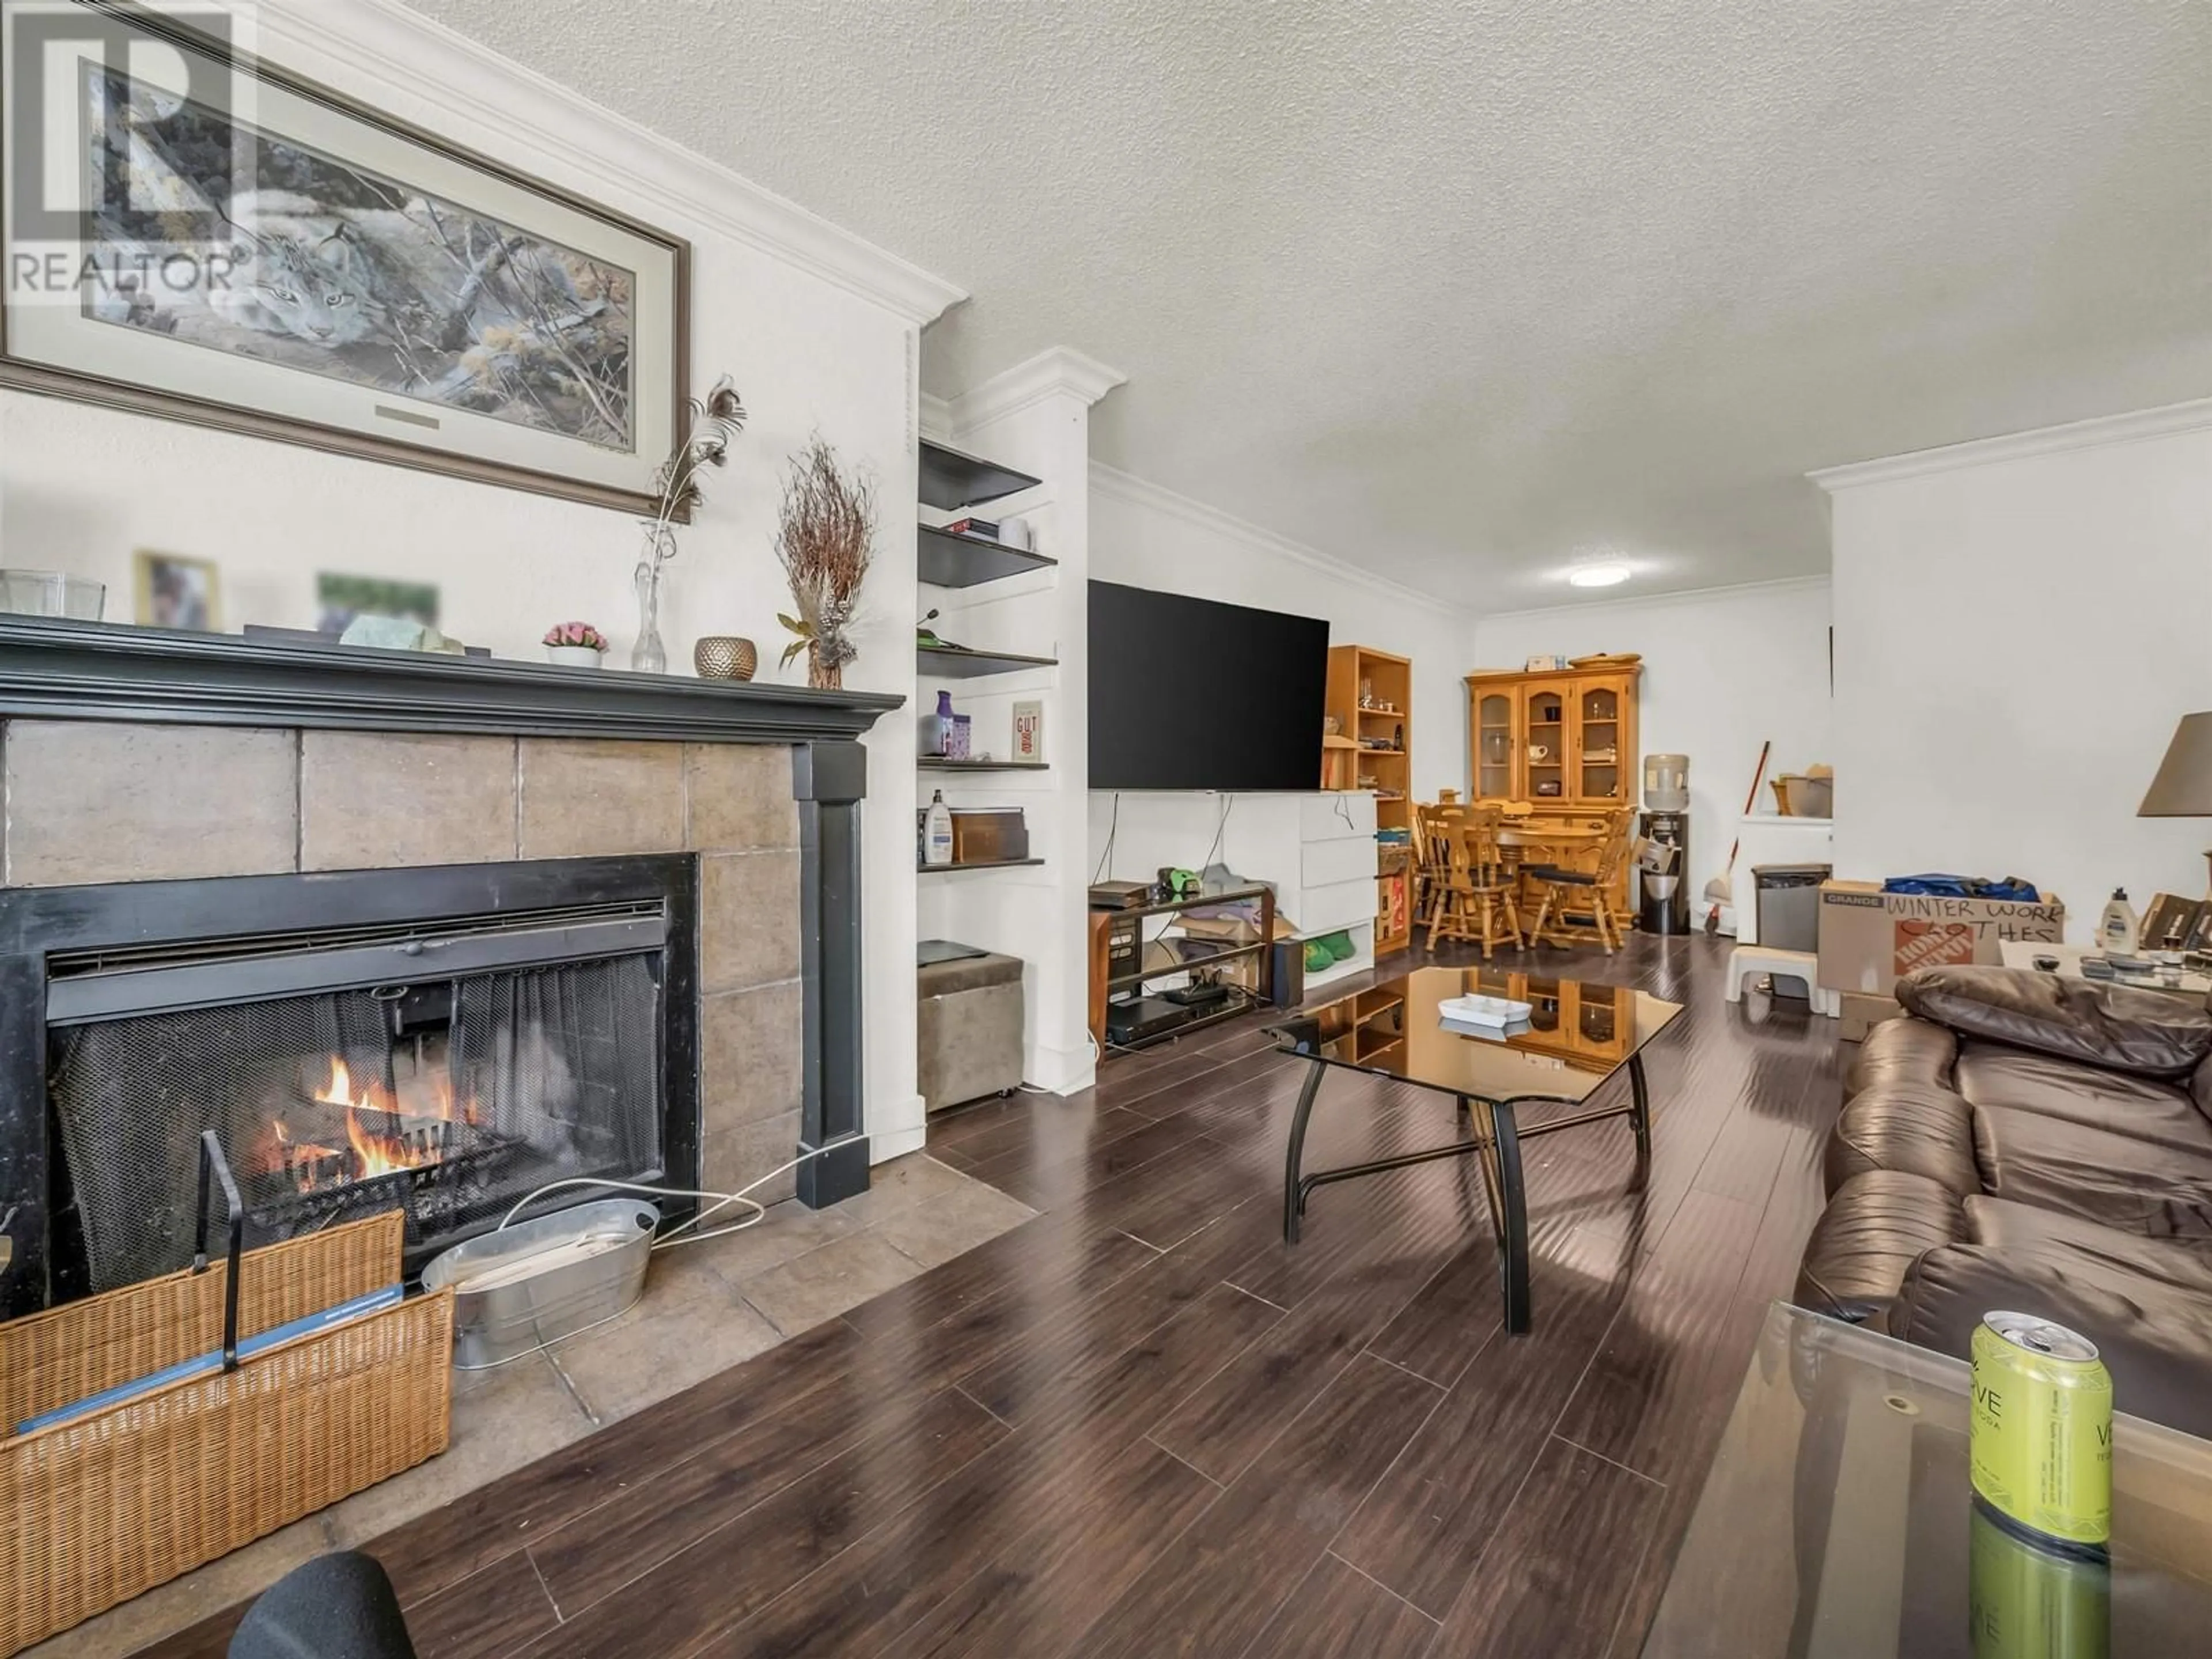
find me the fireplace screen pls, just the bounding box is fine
[50,953,663,1294]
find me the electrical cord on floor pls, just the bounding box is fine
[498,1141,845,1255]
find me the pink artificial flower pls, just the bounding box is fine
[542,622,607,651]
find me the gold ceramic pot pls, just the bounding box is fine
[694,636,757,681]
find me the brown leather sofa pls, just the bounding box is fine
[1796,964,2212,1438]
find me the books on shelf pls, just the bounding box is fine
[941,517,999,540]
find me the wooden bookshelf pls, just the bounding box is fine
[1323,645,1412,955]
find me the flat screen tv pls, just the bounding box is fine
[1088,581,1330,790]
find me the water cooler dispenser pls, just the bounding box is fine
[1639,754,1690,934]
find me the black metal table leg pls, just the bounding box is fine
[1628,1051,1652,1161]
[1493,1098,1531,1334]
[1283,1060,1325,1243]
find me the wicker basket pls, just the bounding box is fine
[0,1149,452,1654]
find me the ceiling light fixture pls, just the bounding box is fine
[1567,561,1632,589]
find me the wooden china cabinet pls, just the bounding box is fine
[1465,662,1642,914]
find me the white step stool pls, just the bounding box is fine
[1725,944,1839,1016]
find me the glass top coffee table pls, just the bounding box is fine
[1643,1302,2212,1656]
[1267,966,1683,1334]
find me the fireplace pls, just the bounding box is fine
[0,618,902,1318]
[0,855,700,1311]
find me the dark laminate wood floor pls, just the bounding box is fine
[138,931,1840,1659]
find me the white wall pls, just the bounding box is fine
[1819,401,2212,939]
[1469,578,1834,896]
[1089,465,1470,798]
[0,0,963,1162]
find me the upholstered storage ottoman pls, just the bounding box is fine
[918,952,1026,1111]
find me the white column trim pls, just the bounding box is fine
[945,346,1128,431]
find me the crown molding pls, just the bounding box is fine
[230,0,966,326]
[918,392,955,444]
[946,347,1127,432]
[1809,397,2212,493]
[1472,572,1829,630]
[1088,464,1469,616]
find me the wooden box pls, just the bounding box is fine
[951,808,1028,863]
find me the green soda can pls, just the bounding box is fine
[1969,1310,2114,1553]
[1968,1501,2111,1659]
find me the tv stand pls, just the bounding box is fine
[1088,881,1276,1053]
[1084,791,1380,1010]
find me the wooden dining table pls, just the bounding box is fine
[1495,824,1606,850]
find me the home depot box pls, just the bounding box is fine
[1817,881,2065,995]
[1838,993,1906,1043]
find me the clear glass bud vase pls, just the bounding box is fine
[631,557,667,674]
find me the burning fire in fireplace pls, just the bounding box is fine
[266,1054,484,1194]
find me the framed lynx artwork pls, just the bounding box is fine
[0,1,687,513]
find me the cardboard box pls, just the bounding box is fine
[1838,992,1905,1043]
[1816,881,2065,995]
[1172,912,1294,992]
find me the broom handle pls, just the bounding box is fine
[1708,741,1773,923]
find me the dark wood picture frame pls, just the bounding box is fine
[2140,892,2203,954]
[0,0,690,516]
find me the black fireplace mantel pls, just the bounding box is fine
[0,616,904,1264]
[0,617,904,744]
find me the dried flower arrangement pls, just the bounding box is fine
[541,621,607,652]
[775,436,874,689]
[632,372,747,672]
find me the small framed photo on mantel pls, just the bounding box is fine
[0,2,688,515]
[133,550,222,631]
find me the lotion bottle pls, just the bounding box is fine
[2100,888,2139,955]
[923,790,955,866]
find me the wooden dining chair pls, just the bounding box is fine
[1412,802,1459,940]
[1524,807,1637,953]
[1427,804,1524,959]
[1408,802,1437,935]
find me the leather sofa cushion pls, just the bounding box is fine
[1887,1243,2212,1440]
[1955,1044,2212,1155]
[1972,1106,2212,1237]
[1897,965,2212,1079]
[1845,1015,1957,1100]
[1825,1085,1979,1197]
[1963,1196,2212,1291]
[1794,1171,1968,1323]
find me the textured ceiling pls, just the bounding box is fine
[414,0,2212,608]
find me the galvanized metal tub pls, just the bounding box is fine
[422,1198,659,1369]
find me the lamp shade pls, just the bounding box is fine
[2139,713,2212,816]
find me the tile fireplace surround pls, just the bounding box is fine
[0,618,983,1656]
[0,616,903,1271]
